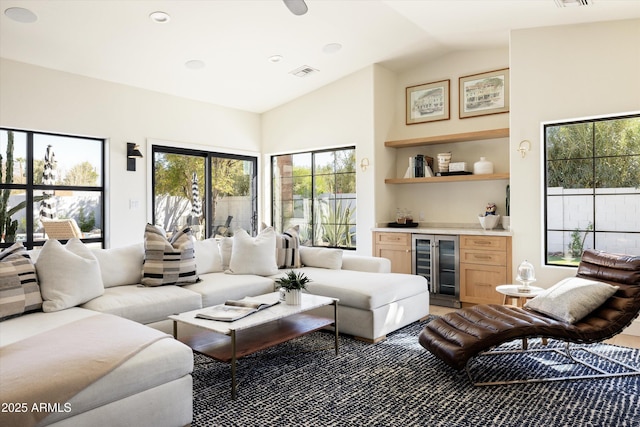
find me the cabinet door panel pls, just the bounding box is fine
[460,249,506,266]
[376,247,412,274]
[376,232,411,246]
[460,235,506,251]
[460,264,506,305]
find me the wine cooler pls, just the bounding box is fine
[411,234,460,308]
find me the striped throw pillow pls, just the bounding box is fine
[142,224,198,287]
[276,226,302,269]
[0,242,42,320]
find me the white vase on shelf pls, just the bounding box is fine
[473,157,494,175]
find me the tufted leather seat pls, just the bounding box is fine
[419,249,640,371]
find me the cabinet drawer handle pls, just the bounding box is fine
[477,283,493,287]
[472,240,492,245]
[473,255,492,260]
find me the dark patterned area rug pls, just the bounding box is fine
[192,318,640,427]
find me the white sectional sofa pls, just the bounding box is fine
[0,236,429,427]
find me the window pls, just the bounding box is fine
[544,113,640,266]
[0,128,105,249]
[152,146,257,239]
[272,147,356,248]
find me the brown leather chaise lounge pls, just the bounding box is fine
[419,249,640,385]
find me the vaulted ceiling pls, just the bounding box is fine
[2,0,639,113]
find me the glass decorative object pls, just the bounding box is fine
[516,260,536,292]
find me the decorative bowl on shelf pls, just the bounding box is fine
[478,214,501,230]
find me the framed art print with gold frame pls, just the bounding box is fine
[406,79,450,125]
[459,68,509,119]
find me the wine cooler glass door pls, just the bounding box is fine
[412,236,433,292]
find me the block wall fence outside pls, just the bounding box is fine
[547,187,640,255]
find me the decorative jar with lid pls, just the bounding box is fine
[473,157,494,175]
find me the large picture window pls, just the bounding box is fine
[272,147,356,248]
[152,146,257,239]
[544,113,640,266]
[0,128,105,249]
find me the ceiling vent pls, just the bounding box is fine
[554,0,592,7]
[289,66,319,77]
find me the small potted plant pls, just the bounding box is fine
[275,270,311,305]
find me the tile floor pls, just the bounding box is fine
[428,305,640,350]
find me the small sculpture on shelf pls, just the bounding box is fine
[478,202,500,229]
[485,202,497,216]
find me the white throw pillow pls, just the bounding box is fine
[193,238,223,274]
[36,239,104,312]
[524,277,619,324]
[228,228,278,276]
[92,243,144,288]
[261,222,302,269]
[299,246,343,270]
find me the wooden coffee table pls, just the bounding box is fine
[169,292,338,399]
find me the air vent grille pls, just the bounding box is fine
[554,0,592,7]
[289,65,319,77]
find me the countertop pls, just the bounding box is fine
[372,222,512,237]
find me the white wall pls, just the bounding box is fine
[373,64,399,235]
[0,58,261,248]
[510,19,640,334]
[261,66,375,254]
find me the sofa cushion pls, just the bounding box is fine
[299,246,343,270]
[92,243,144,288]
[81,285,202,324]
[524,276,619,323]
[0,308,193,426]
[142,224,198,287]
[228,227,278,276]
[183,272,276,307]
[0,243,42,320]
[193,238,223,274]
[271,267,428,310]
[36,239,104,312]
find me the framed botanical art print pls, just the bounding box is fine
[406,79,450,125]
[459,68,509,119]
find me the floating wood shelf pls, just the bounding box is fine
[385,128,510,148]
[385,173,510,184]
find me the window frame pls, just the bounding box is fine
[543,112,640,267]
[271,146,356,249]
[151,145,258,238]
[0,127,106,249]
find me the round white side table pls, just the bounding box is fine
[496,284,547,349]
[495,284,544,307]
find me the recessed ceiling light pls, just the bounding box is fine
[268,55,283,63]
[322,43,342,54]
[149,11,171,23]
[185,60,205,70]
[4,7,37,23]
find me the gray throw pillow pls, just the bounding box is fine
[524,277,619,324]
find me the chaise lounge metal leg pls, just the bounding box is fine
[466,342,640,386]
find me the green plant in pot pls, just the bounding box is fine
[275,270,311,305]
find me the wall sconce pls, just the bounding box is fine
[360,157,370,172]
[127,143,143,171]
[517,140,531,158]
